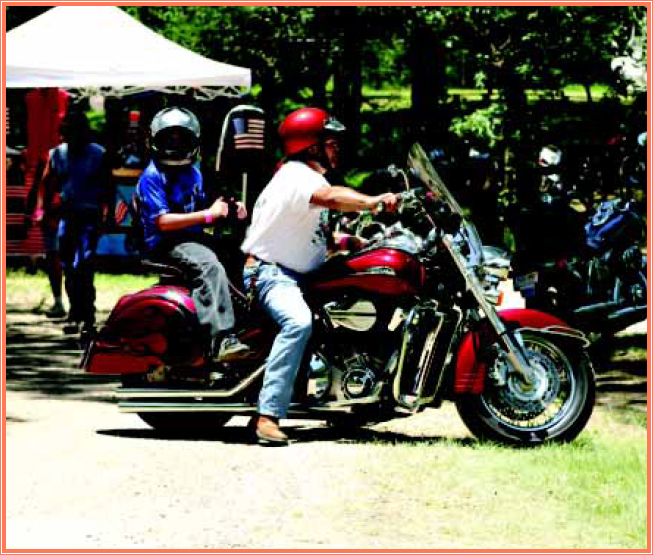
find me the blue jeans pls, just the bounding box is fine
[58,214,99,324]
[244,263,312,418]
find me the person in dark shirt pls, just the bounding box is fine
[136,107,248,362]
[35,112,112,334]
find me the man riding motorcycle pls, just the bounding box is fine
[241,107,399,445]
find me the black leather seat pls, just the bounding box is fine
[141,259,185,281]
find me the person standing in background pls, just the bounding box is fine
[27,88,69,317]
[36,111,113,334]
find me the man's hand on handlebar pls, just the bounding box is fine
[234,200,248,221]
[208,197,248,221]
[370,193,399,214]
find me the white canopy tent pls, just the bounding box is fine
[5,6,251,99]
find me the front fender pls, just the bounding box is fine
[453,309,575,394]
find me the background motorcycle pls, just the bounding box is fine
[83,143,595,446]
[510,144,647,341]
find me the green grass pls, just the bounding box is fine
[5,268,157,312]
[340,417,647,549]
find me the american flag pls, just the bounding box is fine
[115,200,129,225]
[234,118,265,150]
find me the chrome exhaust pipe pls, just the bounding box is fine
[116,365,265,399]
[119,402,255,413]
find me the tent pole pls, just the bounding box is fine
[242,172,248,207]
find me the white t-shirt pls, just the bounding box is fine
[242,161,330,273]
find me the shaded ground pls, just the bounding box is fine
[5,302,647,416]
[5,306,119,403]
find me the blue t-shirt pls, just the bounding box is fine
[136,161,207,252]
[50,143,107,212]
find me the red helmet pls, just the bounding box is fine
[278,107,345,156]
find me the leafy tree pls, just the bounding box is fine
[7,5,645,176]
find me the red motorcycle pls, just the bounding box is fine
[82,144,595,446]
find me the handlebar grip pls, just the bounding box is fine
[223,198,243,224]
[360,201,388,217]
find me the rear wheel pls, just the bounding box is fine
[456,332,595,445]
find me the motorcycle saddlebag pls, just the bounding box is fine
[83,285,203,374]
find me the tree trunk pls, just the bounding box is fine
[332,7,363,162]
[409,24,447,140]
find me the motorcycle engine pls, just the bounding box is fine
[314,296,397,403]
[340,354,379,399]
[308,350,384,403]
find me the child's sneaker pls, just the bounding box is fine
[216,334,251,362]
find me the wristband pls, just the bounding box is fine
[204,211,214,225]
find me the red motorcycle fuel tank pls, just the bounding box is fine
[83,285,203,374]
[309,247,425,297]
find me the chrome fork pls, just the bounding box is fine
[444,236,536,387]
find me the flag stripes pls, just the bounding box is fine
[234,118,265,150]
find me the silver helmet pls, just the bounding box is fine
[150,107,201,166]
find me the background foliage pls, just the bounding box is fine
[6,6,647,180]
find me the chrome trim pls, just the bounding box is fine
[391,301,450,411]
[119,402,255,413]
[298,396,381,411]
[392,306,419,409]
[395,313,444,411]
[513,326,591,348]
[115,364,266,399]
[324,299,377,332]
[444,235,536,385]
[364,267,397,276]
[120,397,381,414]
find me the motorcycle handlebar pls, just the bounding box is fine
[361,193,406,217]
[215,197,246,226]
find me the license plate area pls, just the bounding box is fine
[514,272,538,297]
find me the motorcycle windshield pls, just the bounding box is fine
[407,143,485,264]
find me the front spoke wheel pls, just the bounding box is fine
[456,332,595,445]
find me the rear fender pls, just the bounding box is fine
[453,309,585,394]
[83,285,202,374]
[82,340,164,375]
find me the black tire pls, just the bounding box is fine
[616,269,647,306]
[456,332,595,446]
[136,412,232,433]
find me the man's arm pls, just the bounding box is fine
[310,185,398,213]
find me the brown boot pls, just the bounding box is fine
[255,415,288,446]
